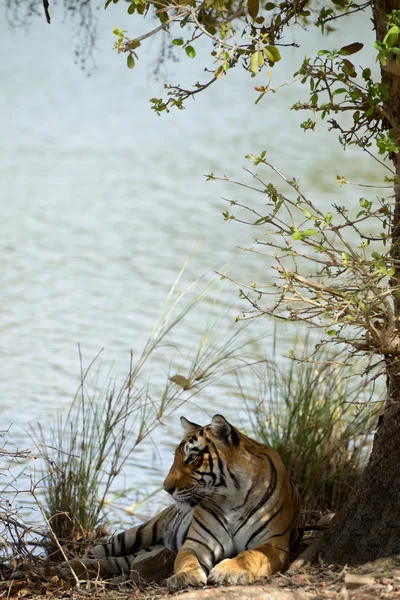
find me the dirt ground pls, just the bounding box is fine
[1,556,399,600]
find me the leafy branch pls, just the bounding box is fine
[213,153,400,356]
[108,0,373,112]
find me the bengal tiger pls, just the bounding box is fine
[61,414,301,590]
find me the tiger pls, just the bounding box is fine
[61,414,301,590]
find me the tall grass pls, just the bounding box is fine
[31,270,261,557]
[241,347,383,513]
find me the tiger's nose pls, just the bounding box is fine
[163,483,176,495]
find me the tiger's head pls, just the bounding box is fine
[162,414,243,507]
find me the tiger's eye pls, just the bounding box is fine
[185,453,199,465]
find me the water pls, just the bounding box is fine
[0,5,385,524]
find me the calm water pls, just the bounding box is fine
[0,5,385,521]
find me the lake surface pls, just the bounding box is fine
[0,5,385,523]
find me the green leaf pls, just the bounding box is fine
[362,68,371,79]
[185,46,196,58]
[349,89,361,101]
[383,26,400,48]
[359,197,372,210]
[127,54,135,69]
[127,3,135,14]
[332,88,347,96]
[264,1,275,8]
[250,51,264,73]
[327,330,337,336]
[263,45,281,64]
[385,32,399,48]
[373,41,385,51]
[303,229,318,236]
[292,231,303,240]
[172,38,184,46]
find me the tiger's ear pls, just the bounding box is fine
[180,416,201,434]
[210,414,240,447]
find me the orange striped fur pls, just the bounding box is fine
[61,415,300,590]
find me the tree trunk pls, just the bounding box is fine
[322,0,400,565]
[323,369,400,564]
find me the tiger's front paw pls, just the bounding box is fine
[208,559,254,586]
[166,568,207,591]
[59,559,100,581]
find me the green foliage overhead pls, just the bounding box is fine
[108,1,377,114]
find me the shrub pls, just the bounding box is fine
[242,347,382,514]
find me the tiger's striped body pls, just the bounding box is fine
[62,415,300,590]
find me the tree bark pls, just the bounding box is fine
[323,381,400,564]
[322,0,400,565]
